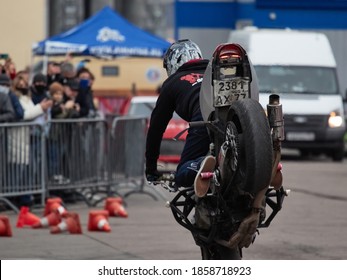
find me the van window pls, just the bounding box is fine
[129,102,155,117]
[255,66,339,95]
[128,101,182,120]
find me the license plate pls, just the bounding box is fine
[213,78,250,107]
[286,132,315,141]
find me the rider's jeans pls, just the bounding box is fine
[175,113,210,188]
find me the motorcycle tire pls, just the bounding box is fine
[200,244,241,260]
[223,98,273,197]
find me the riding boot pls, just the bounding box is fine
[194,155,216,197]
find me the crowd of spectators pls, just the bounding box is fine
[0,55,100,123]
[0,55,102,207]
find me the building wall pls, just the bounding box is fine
[0,0,46,70]
[175,0,347,95]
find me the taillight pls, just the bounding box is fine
[213,44,245,64]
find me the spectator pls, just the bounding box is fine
[6,75,51,206]
[46,61,61,87]
[76,67,96,117]
[12,75,52,121]
[16,69,30,84]
[3,58,16,80]
[30,73,49,105]
[0,75,16,190]
[59,62,76,85]
[0,74,15,122]
[47,82,67,181]
[63,78,81,118]
[0,73,23,120]
[49,82,67,119]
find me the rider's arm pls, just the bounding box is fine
[145,88,175,173]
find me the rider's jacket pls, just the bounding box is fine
[145,59,209,171]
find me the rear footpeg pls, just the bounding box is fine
[258,186,289,228]
[200,172,214,179]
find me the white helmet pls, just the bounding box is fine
[163,39,202,76]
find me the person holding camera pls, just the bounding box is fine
[62,78,81,118]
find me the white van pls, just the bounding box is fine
[228,28,346,161]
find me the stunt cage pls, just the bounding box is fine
[151,43,290,251]
[159,178,289,246]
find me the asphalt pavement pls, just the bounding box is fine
[1,155,347,260]
[0,185,202,260]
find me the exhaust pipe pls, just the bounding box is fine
[267,94,285,186]
[267,94,285,142]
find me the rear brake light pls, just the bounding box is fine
[212,43,251,82]
[213,44,245,63]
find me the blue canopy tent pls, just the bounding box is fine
[32,6,170,58]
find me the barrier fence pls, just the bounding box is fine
[108,116,157,200]
[0,116,153,212]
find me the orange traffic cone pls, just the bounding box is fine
[32,210,62,228]
[44,197,67,216]
[16,206,41,228]
[105,197,128,218]
[50,212,82,234]
[0,215,12,237]
[88,210,111,232]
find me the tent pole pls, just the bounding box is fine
[43,55,48,75]
[29,51,34,82]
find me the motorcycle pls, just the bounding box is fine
[152,43,289,259]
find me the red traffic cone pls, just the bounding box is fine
[0,215,12,237]
[50,212,82,234]
[88,210,111,232]
[44,197,67,216]
[32,210,62,228]
[16,206,41,228]
[105,197,128,218]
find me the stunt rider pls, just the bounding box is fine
[145,39,215,195]
[145,39,283,250]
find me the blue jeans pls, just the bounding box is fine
[175,113,210,188]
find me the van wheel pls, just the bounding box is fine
[299,149,310,158]
[332,143,344,162]
[223,99,273,196]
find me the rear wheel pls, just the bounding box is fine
[200,244,241,260]
[222,99,273,197]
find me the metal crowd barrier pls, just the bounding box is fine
[0,116,157,212]
[108,116,159,200]
[45,119,109,205]
[0,122,46,212]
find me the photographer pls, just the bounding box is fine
[62,78,81,118]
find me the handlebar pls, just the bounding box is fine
[147,172,178,192]
[189,121,207,128]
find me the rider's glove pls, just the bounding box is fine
[145,167,162,182]
[227,208,261,248]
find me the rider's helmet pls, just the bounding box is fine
[163,39,202,77]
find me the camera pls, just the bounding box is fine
[0,53,9,60]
